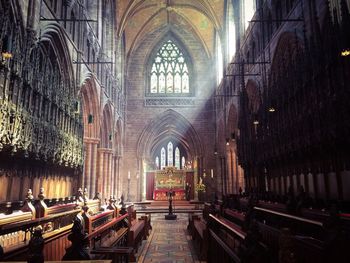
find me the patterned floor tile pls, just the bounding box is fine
[137,213,202,263]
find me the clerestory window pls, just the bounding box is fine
[149,40,190,95]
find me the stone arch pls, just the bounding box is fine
[101,103,113,149]
[226,104,238,138]
[137,109,203,162]
[39,23,76,94]
[114,118,123,156]
[270,31,304,77]
[246,79,260,113]
[81,76,100,139]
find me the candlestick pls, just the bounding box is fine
[128,171,130,180]
[211,169,214,178]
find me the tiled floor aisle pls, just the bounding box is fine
[138,213,200,263]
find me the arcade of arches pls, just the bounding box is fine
[1,0,350,262]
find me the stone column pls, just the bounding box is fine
[83,141,92,193]
[113,155,119,197]
[97,148,104,196]
[90,140,99,197]
[117,157,121,198]
[103,150,109,199]
[108,150,114,195]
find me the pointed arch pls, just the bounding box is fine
[114,118,123,155]
[101,103,113,149]
[39,23,76,95]
[137,109,203,162]
[246,79,261,113]
[227,104,238,138]
[81,76,100,139]
[145,32,194,96]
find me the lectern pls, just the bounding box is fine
[165,190,177,220]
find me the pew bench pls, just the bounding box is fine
[125,205,151,262]
[188,214,208,260]
[223,208,245,227]
[127,219,146,262]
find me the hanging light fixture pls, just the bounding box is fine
[214,147,218,155]
[341,49,350,57]
[1,52,12,60]
[268,107,275,112]
[253,114,259,125]
[226,138,230,146]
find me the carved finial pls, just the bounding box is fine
[83,188,88,198]
[83,188,89,203]
[62,217,90,260]
[93,192,101,200]
[38,188,45,200]
[77,188,84,202]
[26,189,34,201]
[109,195,114,204]
[119,194,125,206]
[28,226,44,263]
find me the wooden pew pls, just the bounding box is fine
[188,213,208,260]
[126,204,150,262]
[207,214,245,263]
[0,188,81,261]
[220,203,329,263]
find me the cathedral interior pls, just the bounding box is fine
[0,0,350,262]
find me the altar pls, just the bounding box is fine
[146,167,193,201]
[147,167,192,201]
[153,189,185,200]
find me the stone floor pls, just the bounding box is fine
[137,213,204,263]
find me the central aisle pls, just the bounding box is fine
[138,213,200,263]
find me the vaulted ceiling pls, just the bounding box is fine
[116,0,226,59]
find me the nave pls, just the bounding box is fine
[1,0,350,262]
[138,213,198,263]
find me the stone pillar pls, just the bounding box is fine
[103,150,109,199]
[90,140,99,197]
[113,155,119,197]
[117,157,121,198]
[108,151,113,197]
[83,141,92,193]
[97,148,104,196]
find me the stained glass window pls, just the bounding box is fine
[167,142,174,166]
[150,40,190,95]
[161,148,166,169]
[175,147,180,168]
[181,156,186,169]
[155,156,159,169]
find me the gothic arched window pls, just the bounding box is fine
[167,142,174,166]
[175,147,180,168]
[149,40,190,95]
[155,156,160,169]
[161,148,166,169]
[181,156,186,169]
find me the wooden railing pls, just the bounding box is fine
[207,214,245,263]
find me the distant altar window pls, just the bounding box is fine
[149,40,190,95]
[181,156,186,168]
[155,156,159,169]
[155,141,187,169]
[167,142,174,166]
[175,147,180,168]
[161,148,166,169]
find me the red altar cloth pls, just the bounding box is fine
[153,189,186,201]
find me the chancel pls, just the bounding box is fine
[0,0,350,262]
